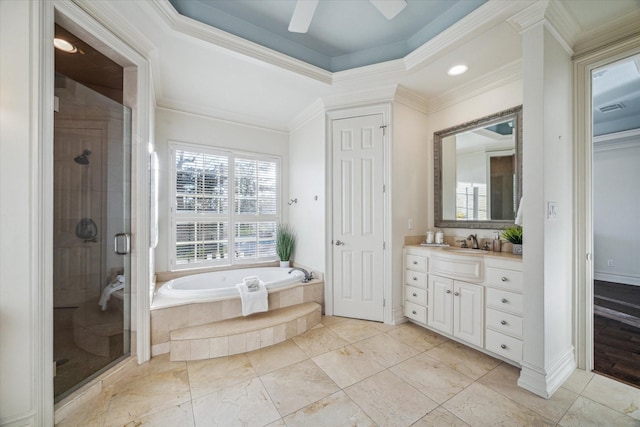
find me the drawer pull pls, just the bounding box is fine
[412,292,417,297]
[454,292,459,296]
[413,261,418,265]
[501,277,508,282]
[501,344,507,349]
[501,298,508,303]
[446,290,451,294]
[412,310,417,315]
[500,320,507,325]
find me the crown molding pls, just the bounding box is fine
[428,59,522,113]
[546,0,579,49]
[506,0,573,55]
[322,85,398,112]
[288,99,325,133]
[394,85,430,115]
[150,0,332,85]
[157,97,289,134]
[593,128,640,152]
[331,59,406,85]
[507,0,549,34]
[403,0,531,71]
[572,9,640,57]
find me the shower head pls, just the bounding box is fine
[74,149,91,165]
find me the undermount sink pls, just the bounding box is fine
[441,247,485,255]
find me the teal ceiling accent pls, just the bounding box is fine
[168,0,487,72]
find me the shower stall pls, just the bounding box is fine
[53,73,131,401]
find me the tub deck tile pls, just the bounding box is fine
[170,302,322,361]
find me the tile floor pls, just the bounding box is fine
[56,316,640,426]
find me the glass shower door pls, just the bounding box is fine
[53,73,131,401]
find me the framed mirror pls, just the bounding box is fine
[434,105,522,229]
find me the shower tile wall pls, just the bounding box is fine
[54,78,124,308]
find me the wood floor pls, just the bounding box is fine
[593,280,640,388]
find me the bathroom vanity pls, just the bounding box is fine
[403,245,523,364]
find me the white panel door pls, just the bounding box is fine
[453,281,484,347]
[428,275,453,334]
[332,114,384,321]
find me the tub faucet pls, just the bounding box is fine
[288,267,314,283]
[467,234,480,249]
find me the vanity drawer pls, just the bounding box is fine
[404,301,427,324]
[486,267,523,292]
[486,288,523,315]
[405,270,427,290]
[486,308,523,338]
[486,329,522,362]
[406,254,427,273]
[405,285,427,306]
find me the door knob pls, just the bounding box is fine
[335,240,345,246]
[445,290,451,294]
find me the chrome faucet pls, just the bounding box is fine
[288,267,314,283]
[467,234,480,249]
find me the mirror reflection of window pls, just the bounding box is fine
[441,118,516,222]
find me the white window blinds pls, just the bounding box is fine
[172,145,280,269]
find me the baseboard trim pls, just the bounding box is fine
[391,306,408,326]
[518,345,576,398]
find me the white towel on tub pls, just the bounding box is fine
[236,281,268,316]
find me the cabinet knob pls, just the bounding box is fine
[501,344,507,349]
[413,277,418,281]
[501,276,508,282]
[412,293,417,297]
[454,292,459,296]
[500,320,507,325]
[413,261,418,265]
[501,298,508,303]
[412,310,417,315]
[446,290,451,294]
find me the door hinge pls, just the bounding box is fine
[383,241,386,250]
[382,184,386,193]
[383,298,386,307]
[380,125,387,136]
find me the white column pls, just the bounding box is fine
[509,2,576,398]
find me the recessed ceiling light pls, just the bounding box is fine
[448,65,468,76]
[54,38,77,53]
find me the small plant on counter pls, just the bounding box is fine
[276,223,296,262]
[501,225,523,245]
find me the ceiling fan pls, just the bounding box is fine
[288,0,407,33]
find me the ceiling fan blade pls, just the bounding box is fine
[288,0,319,33]
[369,0,407,20]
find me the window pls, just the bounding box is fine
[171,144,280,269]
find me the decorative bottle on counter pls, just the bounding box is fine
[435,230,444,244]
[426,230,434,244]
[492,232,501,252]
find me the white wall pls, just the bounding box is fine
[0,1,52,424]
[391,101,430,319]
[425,80,523,242]
[288,112,326,272]
[593,136,640,286]
[153,108,290,272]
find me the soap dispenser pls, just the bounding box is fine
[492,231,501,252]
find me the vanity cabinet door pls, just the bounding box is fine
[453,281,484,348]
[428,275,453,335]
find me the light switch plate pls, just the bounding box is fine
[547,202,558,219]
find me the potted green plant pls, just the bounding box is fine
[501,225,523,255]
[276,224,296,267]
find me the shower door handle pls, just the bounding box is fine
[114,233,131,255]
